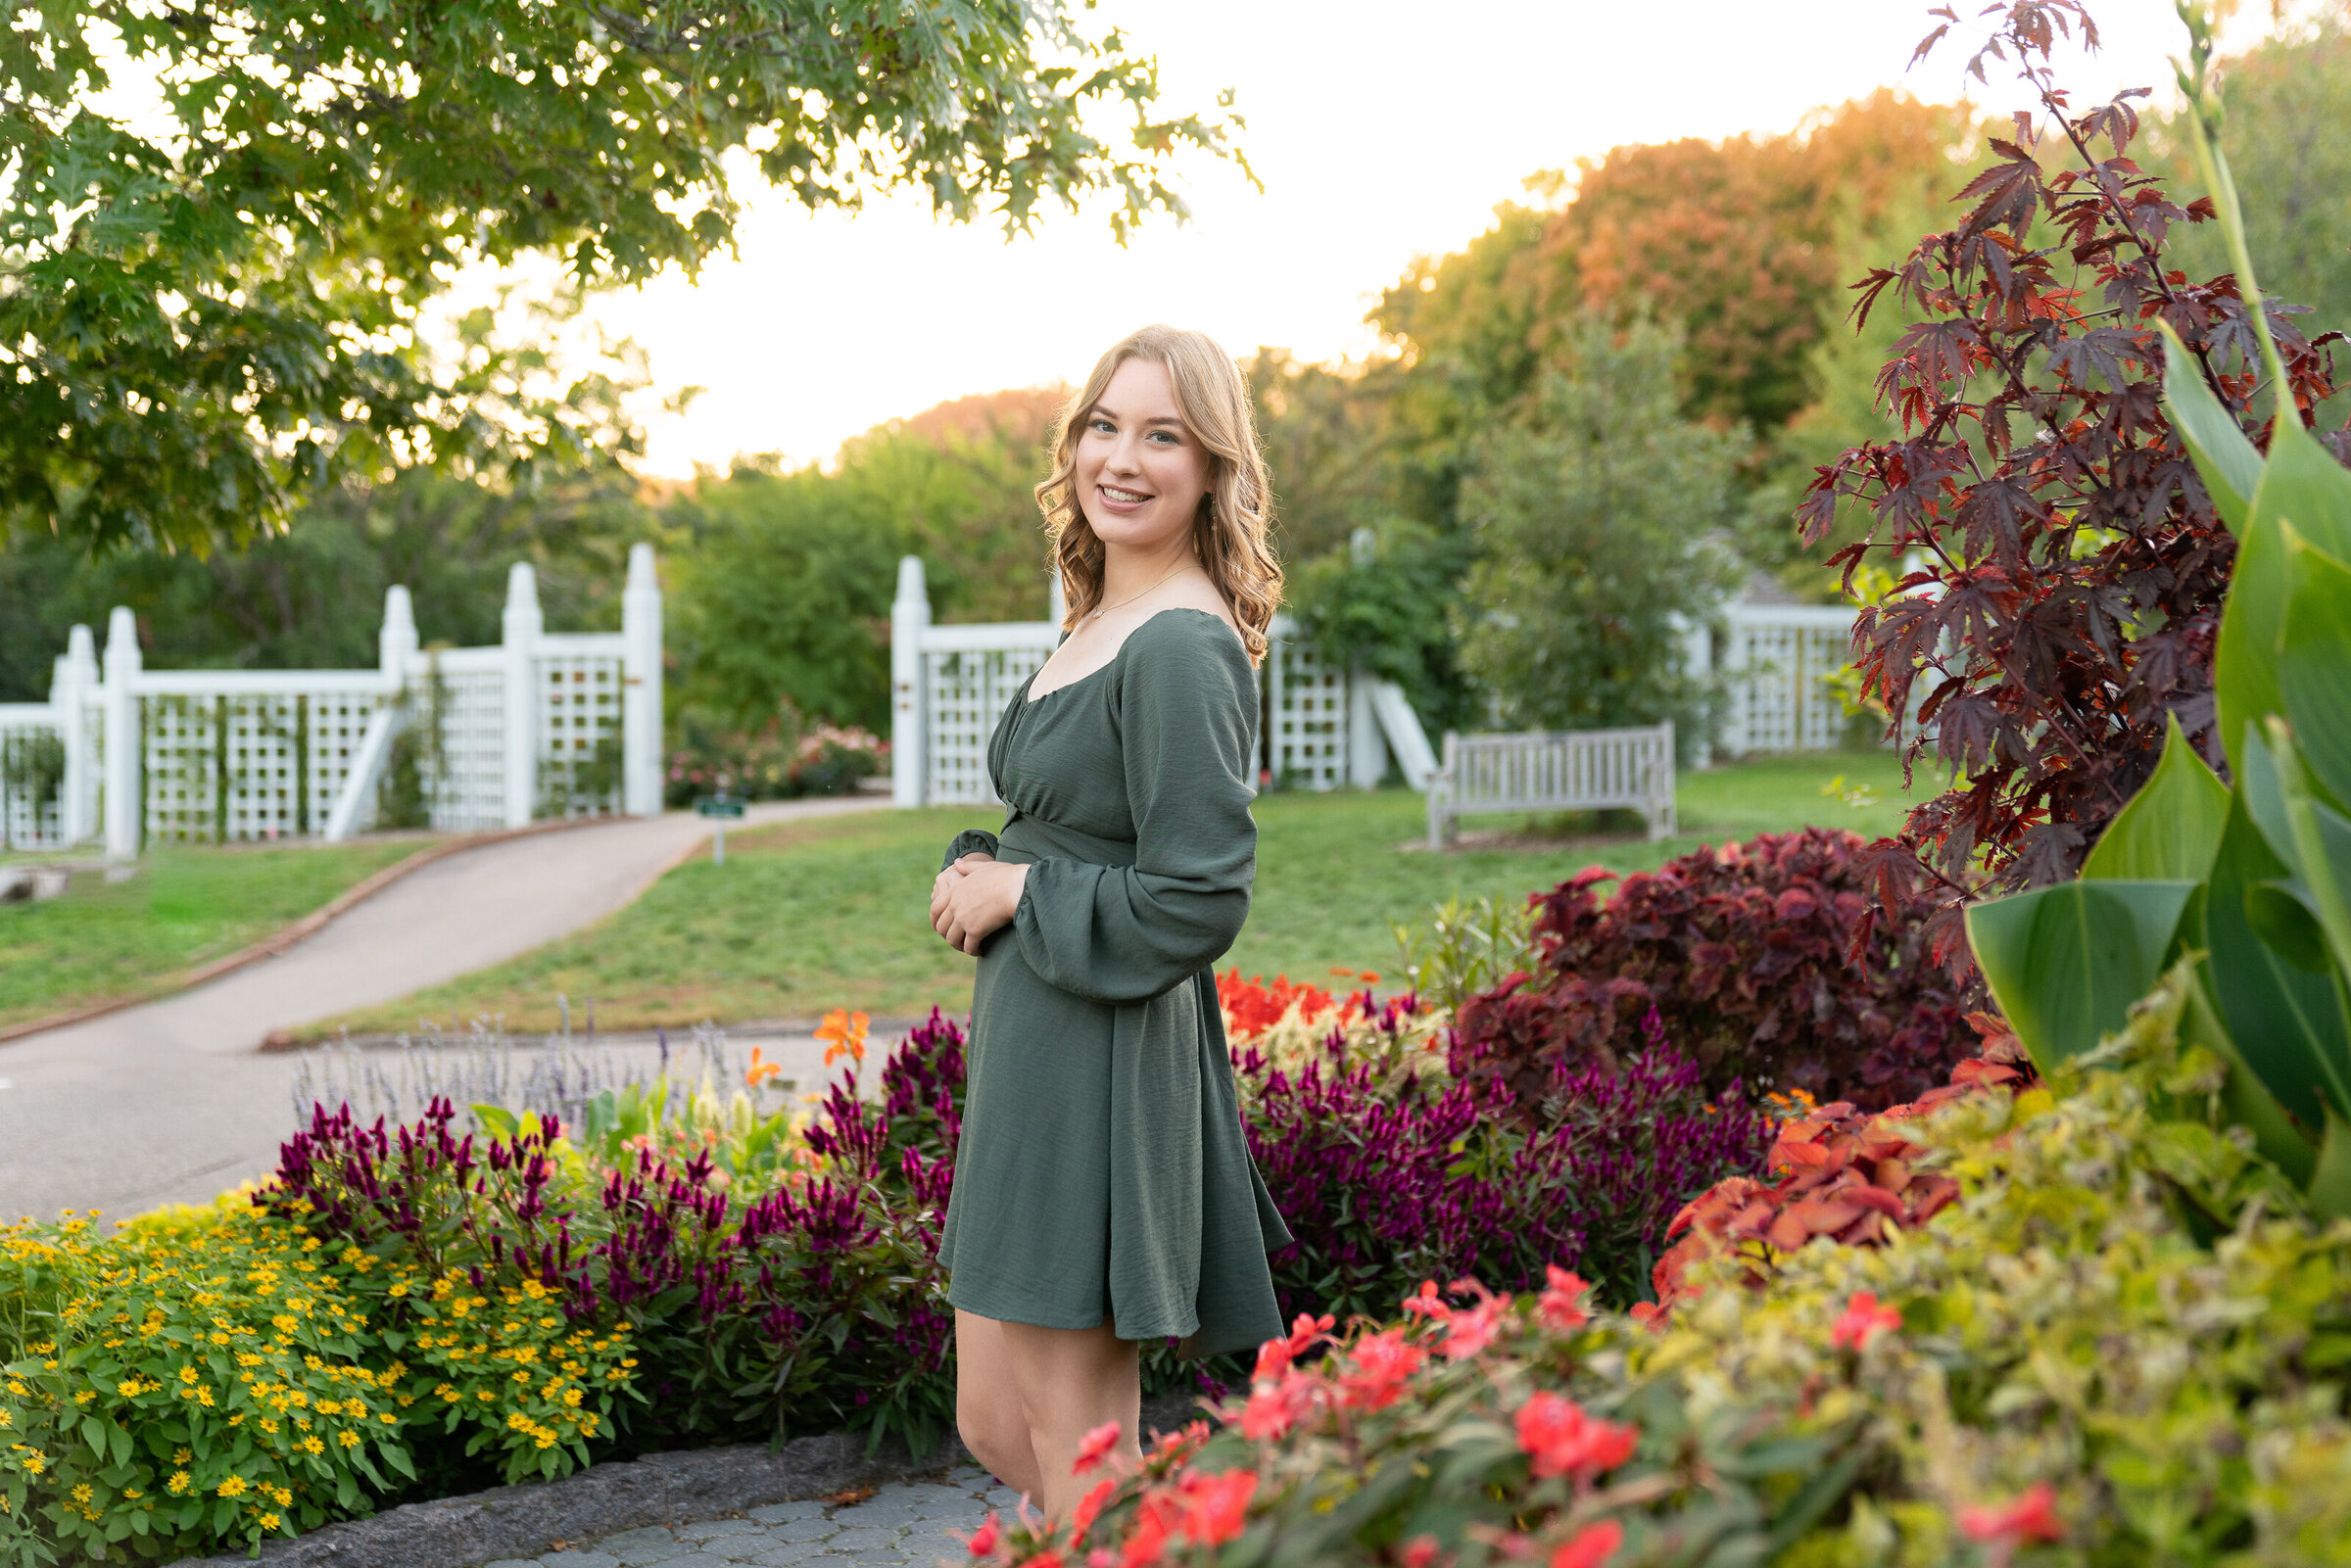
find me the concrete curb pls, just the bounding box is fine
[0,816,631,1048]
[157,1397,1208,1568]
[159,1430,971,1568]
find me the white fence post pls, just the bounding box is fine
[102,607,141,859]
[622,543,663,818]
[500,563,543,830]
[891,556,930,808]
[379,585,417,680]
[57,624,98,843]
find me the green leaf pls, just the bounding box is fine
[2206,787,2351,1127]
[2083,710,2231,882]
[2279,524,2351,810]
[2182,960,2318,1187]
[2216,421,2351,779]
[2156,319,2262,534]
[1966,879,2198,1070]
[2310,1106,2351,1222]
[471,1105,518,1140]
[2247,880,2333,971]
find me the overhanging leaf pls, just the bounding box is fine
[2217,419,2351,779]
[2183,959,2318,1187]
[2247,879,2332,972]
[1966,879,2197,1070]
[2279,524,2351,811]
[2206,787,2351,1128]
[2082,710,2230,882]
[2309,1106,2351,1222]
[2156,319,2261,534]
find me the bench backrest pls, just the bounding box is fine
[1439,723,1673,811]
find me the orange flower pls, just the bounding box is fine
[1514,1392,1637,1480]
[1958,1482,2063,1544]
[817,1008,871,1068]
[1538,1266,1593,1333]
[1070,1478,1115,1543]
[1829,1292,1902,1351]
[745,1047,784,1087]
[1549,1520,1624,1568]
[1073,1420,1122,1477]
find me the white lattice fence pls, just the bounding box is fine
[18,546,663,856]
[0,711,67,850]
[1265,620,1348,790]
[888,560,1437,806]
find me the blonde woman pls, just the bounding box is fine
[927,325,1291,1515]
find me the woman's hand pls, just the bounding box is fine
[931,852,1030,956]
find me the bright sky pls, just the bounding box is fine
[574,0,2280,476]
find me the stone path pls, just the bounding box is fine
[0,797,886,1221]
[496,1468,1007,1568]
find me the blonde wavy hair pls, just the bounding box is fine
[1034,325,1283,665]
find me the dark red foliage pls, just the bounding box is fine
[1800,2,2348,968]
[1451,830,1976,1111]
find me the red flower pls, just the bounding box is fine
[1176,1468,1258,1545]
[1118,1512,1169,1568]
[1070,1479,1115,1544]
[1399,1536,1441,1568]
[1073,1421,1121,1477]
[1024,1551,1065,1568]
[1338,1328,1425,1410]
[1829,1292,1902,1351]
[1238,1373,1316,1441]
[1549,1520,1624,1568]
[965,1514,1000,1556]
[1958,1481,2063,1544]
[1514,1392,1638,1479]
[1538,1266,1593,1333]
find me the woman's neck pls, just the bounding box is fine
[1097,537,1197,613]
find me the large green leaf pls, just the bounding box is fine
[2206,786,2351,1127]
[2310,1108,2351,1222]
[2082,710,2231,882]
[2156,320,2263,534]
[2279,524,2351,811]
[1967,879,2197,1071]
[2181,960,2318,1187]
[2212,420,2351,779]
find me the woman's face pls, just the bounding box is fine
[1074,356,1213,552]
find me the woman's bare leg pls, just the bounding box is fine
[997,1318,1144,1518]
[954,1310,1044,1500]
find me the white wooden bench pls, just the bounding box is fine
[1426,723,1676,849]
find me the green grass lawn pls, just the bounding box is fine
[317,747,1935,1038]
[0,838,433,1029]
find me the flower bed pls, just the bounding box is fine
[0,973,1769,1563]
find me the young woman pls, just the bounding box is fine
[926,325,1290,1516]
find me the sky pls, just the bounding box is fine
[558,0,2288,476]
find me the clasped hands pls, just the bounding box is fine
[931,852,1029,956]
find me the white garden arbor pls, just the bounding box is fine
[0,545,665,855]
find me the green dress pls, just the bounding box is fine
[936,606,1292,1356]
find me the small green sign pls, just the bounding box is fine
[695,795,745,819]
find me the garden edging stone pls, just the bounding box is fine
[157,1430,970,1568]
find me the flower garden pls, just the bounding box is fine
[9,7,2351,1567]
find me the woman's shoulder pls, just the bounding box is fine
[1126,604,1249,664]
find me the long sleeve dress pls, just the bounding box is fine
[936,606,1292,1356]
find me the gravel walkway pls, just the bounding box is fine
[491,1468,1007,1568]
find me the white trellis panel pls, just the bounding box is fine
[533,646,625,816]
[425,665,508,832]
[923,642,1053,805]
[142,694,222,843]
[0,710,66,850]
[1719,608,1854,756]
[1266,619,1348,792]
[220,692,304,841]
[306,688,388,832]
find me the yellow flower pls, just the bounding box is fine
[338,1430,362,1449]
[166,1472,191,1496]
[260,1512,281,1531]
[177,1366,200,1386]
[300,1435,324,1455]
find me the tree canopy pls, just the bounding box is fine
[0,1,1240,555]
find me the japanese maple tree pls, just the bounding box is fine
[1799,0,2347,970]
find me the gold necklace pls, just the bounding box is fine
[1083,558,1190,622]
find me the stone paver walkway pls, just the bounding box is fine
[496,1468,1006,1568]
[0,797,885,1220]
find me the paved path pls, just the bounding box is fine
[0,799,887,1222]
[492,1467,1007,1568]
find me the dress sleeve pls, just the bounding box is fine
[1012,616,1258,1003]
[941,828,1001,873]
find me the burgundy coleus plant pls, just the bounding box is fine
[1799,0,2347,971]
